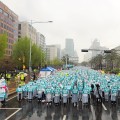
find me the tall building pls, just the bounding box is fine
[0,1,18,56]
[69,50,79,63]
[64,38,79,63]
[90,39,101,57]
[46,45,61,61]
[65,38,74,56]
[18,21,37,44]
[90,39,109,58]
[56,44,61,59]
[36,32,46,52]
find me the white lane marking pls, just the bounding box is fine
[5,108,22,120]
[102,103,107,111]
[0,108,21,110]
[90,105,95,120]
[7,95,17,102]
[63,115,66,120]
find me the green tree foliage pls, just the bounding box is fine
[46,58,63,68]
[12,37,44,69]
[89,54,104,70]
[0,57,15,72]
[89,50,120,71]
[104,50,118,70]
[0,34,7,58]
[51,58,63,66]
[32,44,45,67]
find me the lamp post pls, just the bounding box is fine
[29,20,53,73]
[65,54,69,69]
[66,55,67,69]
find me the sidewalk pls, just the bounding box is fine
[7,75,30,95]
[7,80,17,95]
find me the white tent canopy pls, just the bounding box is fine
[39,67,55,78]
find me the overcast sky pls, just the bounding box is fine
[1,0,120,62]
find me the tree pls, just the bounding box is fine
[12,37,44,69]
[89,50,120,71]
[89,54,103,70]
[0,34,7,59]
[31,44,45,68]
[0,57,16,72]
[104,50,119,70]
[51,58,63,67]
[61,54,69,64]
[80,61,88,67]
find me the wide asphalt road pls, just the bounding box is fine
[0,95,120,120]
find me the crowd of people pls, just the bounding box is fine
[16,66,120,107]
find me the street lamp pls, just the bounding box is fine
[29,20,53,73]
[66,55,67,69]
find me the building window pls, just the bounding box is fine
[18,31,21,34]
[0,8,3,13]
[4,24,6,29]
[1,23,3,27]
[18,24,21,30]
[18,35,21,38]
[4,12,9,17]
[9,15,13,20]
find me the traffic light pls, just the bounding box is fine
[81,49,88,52]
[104,50,111,53]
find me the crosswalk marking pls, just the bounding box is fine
[5,108,22,120]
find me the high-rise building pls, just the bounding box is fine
[46,44,61,61]
[18,21,37,44]
[90,39,109,58]
[69,51,79,63]
[36,32,46,52]
[65,38,74,56]
[90,39,101,57]
[65,38,79,63]
[56,44,61,59]
[0,1,18,56]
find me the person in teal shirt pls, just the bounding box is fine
[16,85,23,101]
[111,88,117,104]
[54,87,61,105]
[78,84,83,101]
[45,87,53,106]
[62,87,69,105]
[71,86,79,107]
[104,87,110,101]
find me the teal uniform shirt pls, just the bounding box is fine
[16,87,23,92]
[72,88,78,94]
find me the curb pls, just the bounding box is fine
[8,91,16,96]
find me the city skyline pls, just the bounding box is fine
[1,0,120,62]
